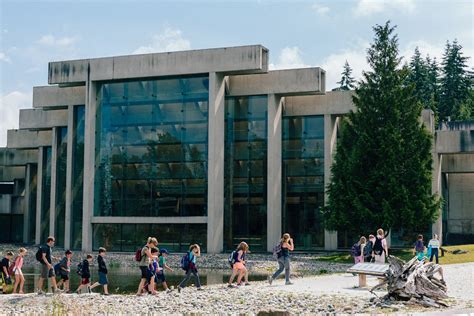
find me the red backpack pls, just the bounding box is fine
[7,257,17,275]
[135,249,142,262]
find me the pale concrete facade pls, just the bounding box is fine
[1,44,472,251]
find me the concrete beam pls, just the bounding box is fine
[207,72,226,253]
[284,91,355,116]
[49,45,269,84]
[33,85,86,108]
[228,68,325,96]
[436,130,474,154]
[267,94,283,252]
[91,216,208,224]
[35,147,44,244]
[0,166,25,180]
[0,148,38,166]
[7,130,52,149]
[49,128,58,238]
[19,108,68,130]
[442,154,474,173]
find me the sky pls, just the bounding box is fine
[0,0,473,146]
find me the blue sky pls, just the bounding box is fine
[0,0,473,146]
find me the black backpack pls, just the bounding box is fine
[373,237,385,256]
[35,246,43,262]
[350,243,361,257]
[77,262,83,276]
[363,241,373,257]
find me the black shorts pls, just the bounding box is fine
[155,272,166,283]
[139,266,148,279]
[60,273,69,281]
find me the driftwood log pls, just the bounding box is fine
[371,255,449,308]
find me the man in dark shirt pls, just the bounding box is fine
[1,251,13,293]
[38,237,59,294]
[90,247,110,295]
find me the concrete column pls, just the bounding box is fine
[432,153,443,243]
[64,105,75,249]
[324,114,339,250]
[49,127,58,237]
[35,147,44,244]
[267,94,283,252]
[23,164,32,243]
[207,72,226,253]
[82,80,97,251]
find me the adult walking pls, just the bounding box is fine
[37,236,60,294]
[136,237,158,295]
[373,229,388,264]
[428,234,440,264]
[268,233,294,285]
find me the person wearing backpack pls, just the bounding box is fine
[351,236,366,264]
[156,248,173,292]
[228,242,250,288]
[373,229,388,264]
[12,248,27,294]
[136,237,158,296]
[413,235,426,261]
[75,255,93,294]
[364,235,375,262]
[0,251,13,294]
[56,250,72,293]
[178,244,202,292]
[37,236,60,294]
[268,233,294,286]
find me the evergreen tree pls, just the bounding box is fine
[439,40,471,121]
[336,60,356,90]
[324,22,439,239]
[425,56,440,115]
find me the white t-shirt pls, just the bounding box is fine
[428,239,440,249]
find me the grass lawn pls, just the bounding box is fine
[315,244,474,265]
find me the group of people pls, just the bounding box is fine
[0,237,109,295]
[351,228,389,264]
[350,228,442,265]
[1,232,296,295]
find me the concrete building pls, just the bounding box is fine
[1,45,473,252]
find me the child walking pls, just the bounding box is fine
[156,249,173,291]
[90,248,110,295]
[12,248,27,294]
[413,235,426,260]
[76,255,93,294]
[178,244,202,292]
[228,242,250,287]
[56,250,72,292]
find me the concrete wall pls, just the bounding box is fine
[436,130,474,154]
[442,154,474,173]
[49,45,269,84]
[33,86,86,108]
[228,68,325,96]
[447,173,474,235]
[19,108,68,129]
[7,130,52,149]
[284,91,355,116]
[0,149,38,166]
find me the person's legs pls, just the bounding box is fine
[271,258,285,280]
[37,277,44,292]
[237,267,247,284]
[430,251,435,262]
[228,268,238,285]
[284,257,291,283]
[179,270,192,289]
[434,248,439,264]
[19,272,25,294]
[89,282,100,290]
[192,270,201,288]
[13,273,20,293]
[136,266,147,295]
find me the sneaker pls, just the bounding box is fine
[244,282,251,286]
[228,284,236,288]
[236,283,243,287]
[285,281,294,285]
[87,286,92,294]
[103,293,110,296]
[268,276,273,285]
[37,289,45,295]
[196,287,203,291]
[166,288,173,293]
[178,287,182,293]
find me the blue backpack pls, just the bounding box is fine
[228,250,237,268]
[351,243,361,257]
[180,252,190,271]
[53,263,61,275]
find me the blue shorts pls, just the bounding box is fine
[99,272,108,285]
[155,272,166,283]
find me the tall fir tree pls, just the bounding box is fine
[336,60,356,90]
[324,22,439,240]
[439,40,471,121]
[407,48,438,114]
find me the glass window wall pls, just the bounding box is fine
[71,106,85,249]
[55,127,67,247]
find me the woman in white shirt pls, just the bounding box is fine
[428,234,440,264]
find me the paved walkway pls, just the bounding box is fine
[269,262,474,301]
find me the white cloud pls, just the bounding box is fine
[133,27,191,54]
[311,3,330,15]
[37,34,76,48]
[269,46,310,70]
[0,52,11,63]
[354,0,416,17]
[0,91,32,147]
[321,43,369,90]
